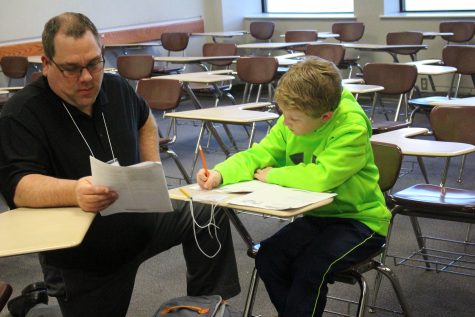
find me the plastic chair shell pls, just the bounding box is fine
[250,21,275,41]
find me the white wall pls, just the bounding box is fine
[0,0,205,44]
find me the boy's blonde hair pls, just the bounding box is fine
[275,57,342,118]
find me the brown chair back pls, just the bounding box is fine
[305,44,346,66]
[430,105,475,145]
[371,142,403,192]
[363,63,417,95]
[250,21,275,41]
[202,42,237,67]
[116,55,153,80]
[161,32,190,52]
[284,30,318,52]
[236,56,278,85]
[440,21,475,43]
[0,56,29,83]
[136,78,182,111]
[332,22,365,42]
[386,31,424,56]
[442,45,475,76]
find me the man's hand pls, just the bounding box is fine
[196,169,222,190]
[254,167,273,182]
[75,176,118,213]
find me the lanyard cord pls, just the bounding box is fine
[61,102,116,162]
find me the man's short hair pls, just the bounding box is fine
[275,57,342,118]
[42,12,101,59]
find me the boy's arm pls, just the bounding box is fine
[214,118,287,185]
[266,122,370,192]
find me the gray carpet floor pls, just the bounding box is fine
[1,85,474,317]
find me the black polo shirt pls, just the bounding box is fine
[0,74,160,271]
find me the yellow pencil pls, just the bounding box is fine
[179,187,192,200]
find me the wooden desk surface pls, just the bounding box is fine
[154,55,240,63]
[27,55,42,64]
[371,127,475,157]
[0,207,95,257]
[169,185,334,218]
[191,31,248,37]
[158,72,235,83]
[343,84,384,94]
[279,31,339,39]
[165,104,278,123]
[237,41,322,50]
[415,65,457,75]
[104,41,161,48]
[0,86,23,92]
[431,96,475,107]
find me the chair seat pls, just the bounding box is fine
[371,120,410,134]
[392,184,475,221]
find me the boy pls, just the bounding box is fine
[197,58,390,317]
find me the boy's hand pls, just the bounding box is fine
[254,167,272,182]
[197,169,222,190]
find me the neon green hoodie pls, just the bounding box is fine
[214,88,391,236]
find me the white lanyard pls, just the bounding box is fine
[61,102,117,164]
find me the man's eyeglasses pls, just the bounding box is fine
[50,57,105,78]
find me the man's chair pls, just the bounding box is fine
[386,31,424,63]
[236,56,278,103]
[331,22,365,77]
[244,142,411,317]
[373,105,475,306]
[249,21,275,42]
[116,54,153,89]
[305,44,346,67]
[439,21,475,44]
[0,281,13,313]
[284,30,318,52]
[136,78,192,184]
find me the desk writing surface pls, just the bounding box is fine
[414,65,457,76]
[0,86,23,92]
[191,31,248,37]
[371,127,475,157]
[154,56,240,63]
[0,207,95,257]
[431,96,475,107]
[169,185,334,218]
[165,105,278,123]
[343,84,384,94]
[159,73,235,84]
[237,41,322,50]
[27,56,42,64]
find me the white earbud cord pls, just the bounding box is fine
[189,200,222,259]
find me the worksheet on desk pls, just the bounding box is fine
[90,157,173,216]
[218,180,336,210]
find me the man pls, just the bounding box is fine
[0,12,239,317]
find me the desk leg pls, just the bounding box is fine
[183,82,204,109]
[223,208,256,249]
[190,122,207,176]
[222,124,239,151]
[247,123,257,149]
[205,122,231,157]
[416,156,430,184]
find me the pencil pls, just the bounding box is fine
[179,187,192,200]
[199,145,209,177]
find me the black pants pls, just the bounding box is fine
[255,216,385,317]
[40,201,240,317]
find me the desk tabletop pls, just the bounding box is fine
[169,185,334,218]
[279,31,339,39]
[154,55,239,63]
[191,31,248,37]
[0,207,95,257]
[27,55,42,64]
[0,86,23,92]
[431,96,475,107]
[371,127,475,157]
[158,72,235,83]
[340,43,428,51]
[415,64,457,75]
[104,41,161,48]
[165,104,278,123]
[343,84,384,94]
[237,41,322,50]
